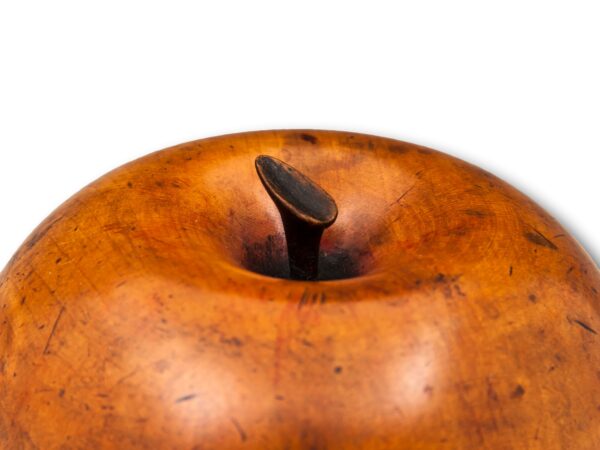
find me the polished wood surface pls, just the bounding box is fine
[1,130,599,449]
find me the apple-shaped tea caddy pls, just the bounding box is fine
[1,130,599,449]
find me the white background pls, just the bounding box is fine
[0,1,598,269]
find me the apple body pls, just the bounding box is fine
[1,130,599,449]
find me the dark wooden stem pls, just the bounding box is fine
[255,155,338,281]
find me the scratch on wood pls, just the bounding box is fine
[297,288,309,309]
[524,228,558,250]
[43,306,66,355]
[569,317,598,335]
[230,417,248,442]
[463,209,490,218]
[112,367,140,388]
[175,393,197,403]
[388,184,415,209]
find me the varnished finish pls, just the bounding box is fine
[255,155,338,280]
[1,130,599,449]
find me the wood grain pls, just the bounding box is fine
[0,130,599,449]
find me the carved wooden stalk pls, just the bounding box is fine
[255,155,338,280]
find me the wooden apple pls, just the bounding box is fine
[1,130,599,449]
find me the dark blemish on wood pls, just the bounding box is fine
[415,279,422,286]
[20,296,26,305]
[43,306,66,355]
[298,289,309,309]
[175,394,197,403]
[55,257,62,264]
[301,339,313,347]
[442,285,453,299]
[553,233,565,238]
[528,294,537,303]
[417,148,433,155]
[388,144,409,154]
[155,181,164,188]
[524,229,558,250]
[320,292,327,304]
[221,336,243,347]
[454,285,467,297]
[229,145,235,150]
[509,266,513,276]
[97,393,109,398]
[487,380,499,402]
[300,339,314,347]
[428,274,464,299]
[458,382,473,393]
[299,133,318,145]
[511,385,525,399]
[463,209,489,218]
[312,292,319,304]
[572,318,597,335]
[58,389,65,398]
[341,135,368,149]
[275,395,285,401]
[334,366,343,374]
[230,417,247,442]
[127,182,133,188]
[423,385,433,396]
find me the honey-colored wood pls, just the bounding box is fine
[1,130,599,449]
